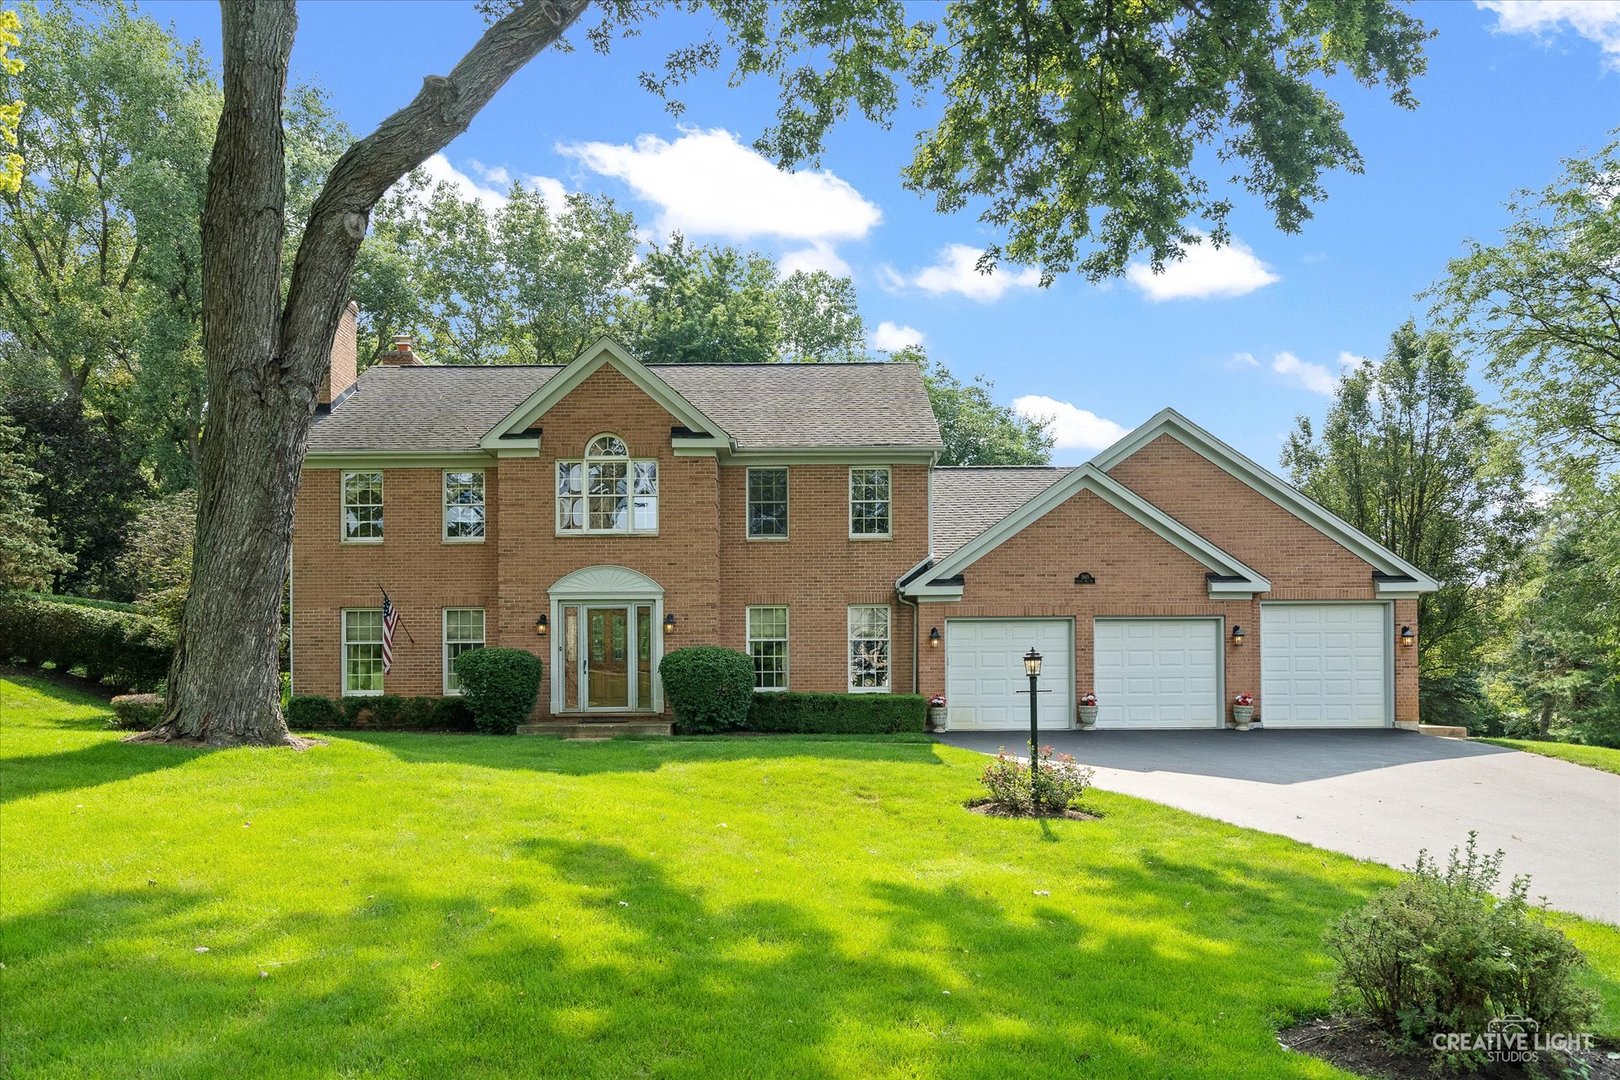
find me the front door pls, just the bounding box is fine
[585,606,630,709]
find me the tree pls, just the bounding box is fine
[0,6,21,194]
[623,235,784,364]
[0,413,70,591]
[909,352,1052,466]
[117,490,196,625]
[162,0,1430,745]
[1282,322,1532,687]
[1432,134,1620,475]
[776,271,867,363]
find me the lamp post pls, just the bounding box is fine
[1023,647,1042,780]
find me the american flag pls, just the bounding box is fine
[381,590,401,674]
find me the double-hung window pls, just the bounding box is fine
[342,471,383,542]
[746,467,789,539]
[443,608,486,694]
[557,434,658,534]
[746,606,789,691]
[443,470,485,542]
[342,609,385,696]
[849,467,891,538]
[848,605,891,692]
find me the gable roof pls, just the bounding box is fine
[902,463,1270,599]
[1089,408,1441,593]
[930,467,1075,557]
[308,339,942,455]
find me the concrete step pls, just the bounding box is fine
[518,719,674,739]
[1417,723,1469,739]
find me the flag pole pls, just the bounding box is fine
[378,584,417,644]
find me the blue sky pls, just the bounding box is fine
[143,0,1619,466]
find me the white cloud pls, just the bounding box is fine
[1338,350,1372,373]
[778,241,851,277]
[1228,351,1261,369]
[1271,351,1339,395]
[911,244,1041,302]
[416,154,568,215]
[1477,1,1620,69]
[871,321,925,351]
[468,160,510,187]
[1011,395,1129,451]
[560,128,882,246]
[1125,232,1279,301]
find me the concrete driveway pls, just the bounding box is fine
[939,729,1620,924]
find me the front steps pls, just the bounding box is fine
[517,717,674,740]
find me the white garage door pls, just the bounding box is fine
[1093,619,1221,727]
[1261,604,1389,728]
[945,619,1073,731]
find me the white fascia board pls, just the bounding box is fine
[1091,408,1441,592]
[719,447,939,466]
[478,337,733,451]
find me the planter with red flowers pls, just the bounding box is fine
[1077,692,1099,730]
[926,695,948,732]
[1232,693,1255,731]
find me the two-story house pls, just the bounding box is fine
[291,309,1436,731]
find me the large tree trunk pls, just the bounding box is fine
[148,0,589,746]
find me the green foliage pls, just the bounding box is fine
[0,415,70,590]
[284,694,476,732]
[658,646,754,733]
[1326,835,1597,1071]
[15,591,136,612]
[117,490,195,625]
[978,746,1094,815]
[917,357,1052,466]
[0,8,22,194]
[624,236,794,364]
[0,590,173,690]
[286,695,344,731]
[452,648,541,735]
[1417,672,1505,737]
[746,691,926,734]
[108,692,163,731]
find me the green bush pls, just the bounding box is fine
[286,694,476,732]
[0,592,173,691]
[108,693,164,731]
[1326,834,1597,1072]
[17,591,138,613]
[454,648,542,735]
[978,746,1094,814]
[746,692,927,734]
[659,647,754,733]
[1419,671,1506,736]
[286,695,346,730]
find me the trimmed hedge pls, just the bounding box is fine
[109,693,165,731]
[454,648,542,735]
[747,692,928,734]
[0,592,174,691]
[285,694,476,732]
[660,646,754,733]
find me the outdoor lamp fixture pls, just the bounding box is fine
[929,627,942,648]
[534,613,548,637]
[664,612,678,634]
[1231,625,1245,647]
[1400,625,1415,648]
[1023,647,1043,678]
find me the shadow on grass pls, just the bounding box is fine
[0,739,206,805]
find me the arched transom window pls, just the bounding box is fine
[557,433,658,533]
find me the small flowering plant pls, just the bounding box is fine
[978,745,1095,815]
[1079,692,1098,707]
[1233,692,1254,707]
[928,694,946,708]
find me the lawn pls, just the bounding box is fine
[3,672,1618,1080]
[1477,737,1620,776]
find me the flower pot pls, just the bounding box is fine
[1232,705,1254,731]
[1077,705,1099,730]
[926,705,948,732]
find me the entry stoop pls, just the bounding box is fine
[518,718,674,740]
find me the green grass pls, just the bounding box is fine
[3,671,1617,1080]
[1477,737,1620,776]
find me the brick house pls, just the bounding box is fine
[292,320,1436,730]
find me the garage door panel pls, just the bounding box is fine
[1261,604,1388,728]
[945,620,1073,731]
[1093,619,1220,728]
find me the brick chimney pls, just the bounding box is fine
[377,335,425,367]
[319,300,359,407]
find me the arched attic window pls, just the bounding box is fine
[557,433,658,533]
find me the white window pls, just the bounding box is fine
[342,609,384,696]
[747,606,789,691]
[342,471,383,542]
[443,470,485,542]
[557,434,658,534]
[848,605,891,692]
[849,467,891,538]
[443,608,486,694]
[746,467,789,539]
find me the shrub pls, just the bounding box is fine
[1326,834,1597,1072]
[978,746,1094,815]
[1419,671,1505,736]
[454,648,542,735]
[286,695,345,730]
[659,647,754,733]
[0,592,173,691]
[285,694,476,732]
[108,693,164,731]
[746,692,927,734]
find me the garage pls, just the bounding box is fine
[1260,604,1390,727]
[945,619,1073,731]
[1093,618,1222,727]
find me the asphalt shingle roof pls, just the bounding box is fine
[929,466,1076,556]
[308,362,943,453]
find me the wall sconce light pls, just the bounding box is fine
[664,612,678,634]
[534,613,548,637]
[1400,625,1415,648]
[1074,572,1096,585]
[928,626,941,648]
[1230,625,1245,647]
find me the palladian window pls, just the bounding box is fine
[557,434,658,534]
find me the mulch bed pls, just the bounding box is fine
[963,798,1099,821]
[1278,1016,1620,1080]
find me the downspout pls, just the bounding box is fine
[899,591,920,695]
